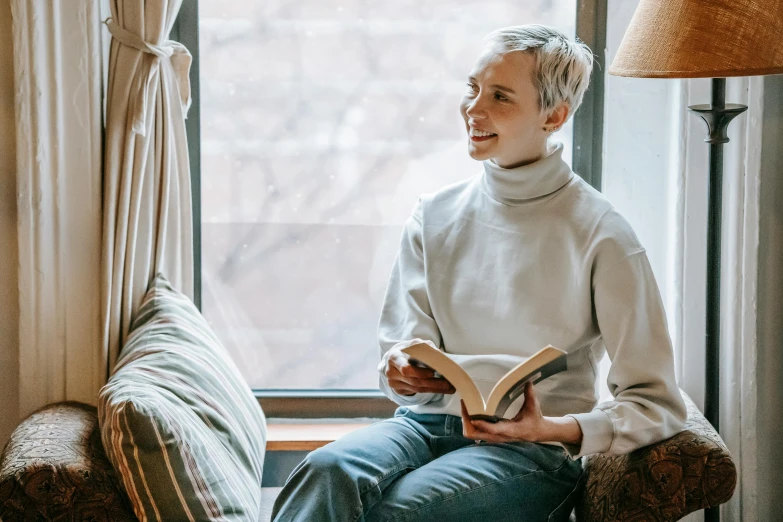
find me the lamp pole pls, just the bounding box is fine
[688,77,747,522]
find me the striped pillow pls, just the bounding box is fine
[98,274,267,522]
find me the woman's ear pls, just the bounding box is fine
[544,103,570,131]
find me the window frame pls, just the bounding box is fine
[173,0,607,419]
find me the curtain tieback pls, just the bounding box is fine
[105,18,192,136]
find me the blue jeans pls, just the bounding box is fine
[271,407,584,522]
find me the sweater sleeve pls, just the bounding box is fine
[377,198,443,407]
[561,249,687,459]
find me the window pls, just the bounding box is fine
[174,0,605,416]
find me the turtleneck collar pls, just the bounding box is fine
[481,141,574,205]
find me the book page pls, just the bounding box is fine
[484,346,568,418]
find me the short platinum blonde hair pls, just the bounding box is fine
[484,24,594,119]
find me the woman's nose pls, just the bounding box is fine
[465,96,486,119]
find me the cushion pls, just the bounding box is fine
[98,273,267,521]
[0,401,136,521]
[575,390,736,521]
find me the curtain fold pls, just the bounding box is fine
[102,0,193,377]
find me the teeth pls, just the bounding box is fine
[471,129,496,137]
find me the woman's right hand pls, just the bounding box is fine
[382,347,456,396]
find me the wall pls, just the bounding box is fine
[756,73,783,522]
[0,0,19,450]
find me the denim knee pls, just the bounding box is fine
[273,446,364,521]
[303,445,343,471]
[293,445,355,487]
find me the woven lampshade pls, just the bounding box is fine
[609,0,783,78]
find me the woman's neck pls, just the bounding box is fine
[493,141,552,169]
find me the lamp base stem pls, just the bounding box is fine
[687,77,747,522]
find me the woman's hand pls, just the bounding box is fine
[461,382,583,445]
[461,381,549,443]
[382,347,456,396]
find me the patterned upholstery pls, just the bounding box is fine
[575,390,737,521]
[0,401,136,521]
[1,392,737,522]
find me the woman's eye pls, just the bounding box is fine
[494,92,508,101]
[466,83,477,93]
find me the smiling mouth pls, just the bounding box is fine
[469,128,497,142]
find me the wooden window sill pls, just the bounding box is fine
[266,421,374,451]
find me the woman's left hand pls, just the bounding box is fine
[460,381,549,443]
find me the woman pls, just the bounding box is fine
[272,24,686,522]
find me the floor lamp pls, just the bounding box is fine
[608,1,783,520]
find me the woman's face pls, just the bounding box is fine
[459,47,565,169]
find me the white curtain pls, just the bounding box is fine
[102,0,193,375]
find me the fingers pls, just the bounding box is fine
[386,354,455,395]
[463,420,510,443]
[462,419,506,443]
[460,401,513,443]
[398,360,437,380]
[512,382,538,421]
[460,401,479,439]
[405,376,455,392]
[389,376,455,395]
[460,400,470,423]
[524,381,536,400]
[386,353,436,379]
[460,401,487,440]
[471,419,504,436]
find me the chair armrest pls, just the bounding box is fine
[0,401,136,521]
[575,390,736,522]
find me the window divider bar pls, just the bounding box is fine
[574,0,607,192]
[172,0,203,310]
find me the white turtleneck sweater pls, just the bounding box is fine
[377,142,687,460]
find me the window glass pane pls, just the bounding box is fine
[200,1,577,389]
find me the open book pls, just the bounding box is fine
[401,342,568,422]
